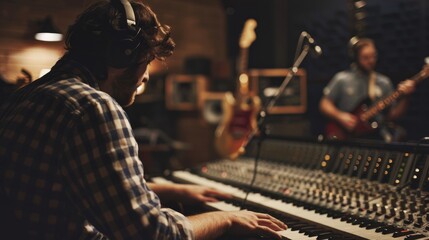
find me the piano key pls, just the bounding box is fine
[172,171,411,240]
[277,229,318,240]
[153,176,318,240]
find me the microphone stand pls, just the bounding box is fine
[240,44,312,209]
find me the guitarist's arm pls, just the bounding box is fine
[387,79,416,120]
[320,96,358,132]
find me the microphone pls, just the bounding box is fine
[302,31,322,57]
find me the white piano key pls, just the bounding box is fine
[204,195,317,240]
[172,171,410,240]
[205,201,241,211]
[277,229,318,240]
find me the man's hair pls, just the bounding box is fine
[64,0,175,79]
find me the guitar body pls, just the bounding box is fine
[325,98,378,140]
[215,92,260,159]
[213,19,260,159]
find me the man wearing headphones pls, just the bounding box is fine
[319,37,415,141]
[0,0,286,239]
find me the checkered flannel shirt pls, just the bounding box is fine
[0,58,194,239]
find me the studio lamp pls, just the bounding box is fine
[34,16,63,42]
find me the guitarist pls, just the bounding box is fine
[319,37,416,141]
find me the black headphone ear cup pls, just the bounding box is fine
[106,0,142,68]
[107,38,138,68]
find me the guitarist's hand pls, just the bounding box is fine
[338,112,358,132]
[397,79,416,96]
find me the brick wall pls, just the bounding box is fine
[0,0,227,82]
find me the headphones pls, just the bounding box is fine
[347,36,375,62]
[107,0,144,68]
[347,36,360,61]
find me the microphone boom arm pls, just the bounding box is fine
[239,43,312,208]
[239,43,311,154]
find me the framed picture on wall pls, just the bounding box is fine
[200,92,226,124]
[165,74,208,111]
[249,68,307,114]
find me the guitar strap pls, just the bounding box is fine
[368,71,376,101]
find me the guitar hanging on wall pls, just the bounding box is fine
[325,63,429,140]
[214,19,261,159]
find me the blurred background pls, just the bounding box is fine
[1,0,428,175]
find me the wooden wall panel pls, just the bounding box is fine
[0,0,227,82]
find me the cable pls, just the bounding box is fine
[240,136,263,209]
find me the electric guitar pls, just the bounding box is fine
[214,19,261,159]
[326,63,429,140]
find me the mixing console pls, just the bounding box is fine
[170,138,429,240]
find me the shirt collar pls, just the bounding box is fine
[350,63,370,78]
[48,55,100,90]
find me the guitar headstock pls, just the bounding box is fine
[239,19,257,49]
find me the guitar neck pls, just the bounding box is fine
[236,47,249,97]
[360,70,426,121]
[237,47,248,75]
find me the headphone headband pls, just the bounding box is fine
[348,36,374,61]
[108,0,143,68]
[118,0,136,28]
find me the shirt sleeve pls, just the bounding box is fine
[379,75,394,98]
[62,96,194,240]
[323,72,344,104]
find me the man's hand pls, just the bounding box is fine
[189,210,287,240]
[225,211,287,240]
[397,79,416,96]
[175,184,232,204]
[147,183,232,204]
[337,112,358,132]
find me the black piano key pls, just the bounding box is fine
[307,229,331,237]
[316,232,335,240]
[290,224,307,231]
[298,226,317,233]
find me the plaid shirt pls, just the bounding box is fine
[0,58,194,240]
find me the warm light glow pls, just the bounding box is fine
[239,73,248,85]
[35,32,63,42]
[263,87,277,97]
[6,46,63,82]
[136,84,145,95]
[354,1,366,9]
[148,61,165,75]
[39,68,51,77]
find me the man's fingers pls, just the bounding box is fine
[199,196,219,202]
[205,189,233,199]
[257,219,285,231]
[255,226,283,240]
[255,213,287,230]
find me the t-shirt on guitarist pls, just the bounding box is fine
[319,37,416,142]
